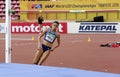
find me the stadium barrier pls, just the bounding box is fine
[0,22,120,34]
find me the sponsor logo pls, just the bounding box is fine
[11,22,67,34]
[31,4,42,9]
[45,5,54,8]
[12,24,39,33]
[79,23,117,33]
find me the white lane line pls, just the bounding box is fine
[0,37,32,40]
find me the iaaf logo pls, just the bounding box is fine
[11,22,67,34]
[31,4,42,9]
[45,5,54,8]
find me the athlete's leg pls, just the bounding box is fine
[33,48,43,65]
[38,51,51,65]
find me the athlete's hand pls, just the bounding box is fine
[37,48,40,51]
[38,15,44,24]
[37,46,41,51]
[50,49,54,52]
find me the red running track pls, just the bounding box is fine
[0,34,120,74]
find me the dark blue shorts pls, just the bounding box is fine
[42,44,51,52]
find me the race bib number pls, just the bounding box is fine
[45,33,56,43]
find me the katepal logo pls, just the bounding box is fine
[79,23,117,33]
[31,4,42,9]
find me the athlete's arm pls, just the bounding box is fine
[38,16,44,25]
[37,29,48,49]
[51,33,60,51]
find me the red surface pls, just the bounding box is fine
[0,34,120,74]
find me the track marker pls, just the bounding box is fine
[88,37,91,42]
[32,36,34,41]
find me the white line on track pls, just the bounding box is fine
[0,37,32,41]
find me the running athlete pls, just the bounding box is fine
[38,15,44,34]
[33,21,60,65]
